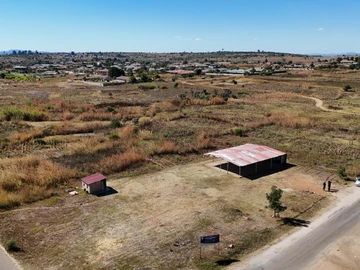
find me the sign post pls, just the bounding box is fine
[200,234,220,259]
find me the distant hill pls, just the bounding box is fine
[309,52,359,57]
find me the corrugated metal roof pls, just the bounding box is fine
[81,173,106,185]
[204,144,286,167]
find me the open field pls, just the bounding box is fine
[0,68,360,269]
[0,160,336,269]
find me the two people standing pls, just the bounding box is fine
[323,178,332,192]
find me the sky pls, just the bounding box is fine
[0,0,359,54]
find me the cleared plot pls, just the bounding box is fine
[0,160,333,269]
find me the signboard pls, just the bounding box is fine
[200,234,220,246]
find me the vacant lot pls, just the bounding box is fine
[0,69,360,269]
[0,159,336,269]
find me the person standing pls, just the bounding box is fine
[323,181,326,191]
[328,180,332,192]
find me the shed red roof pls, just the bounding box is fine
[205,144,286,167]
[81,173,106,185]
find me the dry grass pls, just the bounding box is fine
[9,128,44,143]
[245,112,316,130]
[196,131,211,150]
[95,151,146,175]
[0,155,79,209]
[154,140,180,155]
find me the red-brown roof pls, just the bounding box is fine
[81,173,106,185]
[205,144,286,167]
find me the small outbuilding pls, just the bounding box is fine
[205,144,287,177]
[81,173,107,194]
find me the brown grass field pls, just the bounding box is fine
[0,69,360,269]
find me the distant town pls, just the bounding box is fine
[1,51,360,86]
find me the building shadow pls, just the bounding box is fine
[281,217,311,227]
[216,259,239,266]
[96,187,118,197]
[245,163,297,180]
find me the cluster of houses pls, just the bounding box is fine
[2,53,359,83]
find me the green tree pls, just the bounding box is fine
[266,186,287,218]
[195,69,202,76]
[343,85,353,92]
[108,67,125,78]
[129,76,137,83]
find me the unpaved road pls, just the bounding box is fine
[229,187,360,270]
[0,245,21,270]
[302,95,359,115]
[304,96,333,112]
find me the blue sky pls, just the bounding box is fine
[1,0,359,54]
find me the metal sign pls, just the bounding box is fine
[200,234,220,246]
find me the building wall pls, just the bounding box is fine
[89,180,106,194]
[216,154,287,177]
[82,180,107,194]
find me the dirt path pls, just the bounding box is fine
[301,95,358,115]
[303,96,332,112]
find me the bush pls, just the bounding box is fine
[138,83,156,90]
[6,240,21,252]
[174,82,179,88]
[105,106,116,113]
[337,166,346,178]
[234,128,243,136]
[108,134,119,140]
[2,107,47,121]
[110,118,122,128]
[343,85,354,92]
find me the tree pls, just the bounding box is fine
[129,76,137,83]
[195,69,202,76]
[266,186,287,218]
[343,85,353,92]
[108,67,125,78]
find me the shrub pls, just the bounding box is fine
[6,240,21,252]
[174,82,179,88]
[343,85,353,92]
[106,106,116,113]
[221,89,232,99]
[108,134,119,140]
[337,166,346,178]
[110,118,122,128]
[138,83,156,90]
[234,128,243,136]
[2,107,47,121]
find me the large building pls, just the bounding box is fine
[205,144,287,177]
[81,173,107,194]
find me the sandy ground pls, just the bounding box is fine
[0,159,334,270]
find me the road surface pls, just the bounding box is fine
[0,245,21,270]
[230,187,360,270]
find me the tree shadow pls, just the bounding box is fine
[96,187,118,197]
[216,259,239,266]
[281,217,311,227]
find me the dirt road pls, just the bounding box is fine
[229,187,360,270]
